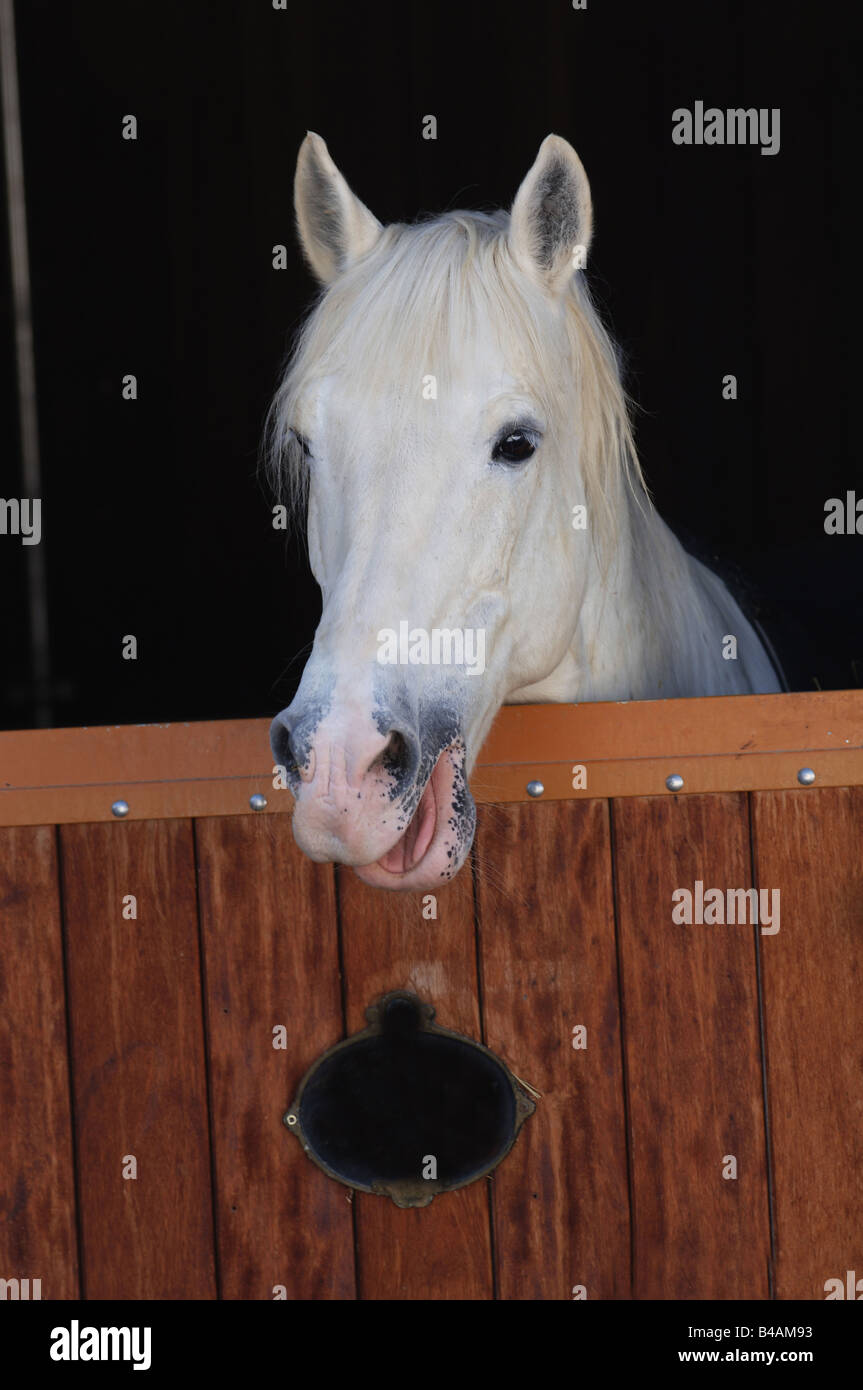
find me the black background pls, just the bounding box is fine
[1,0,860,731]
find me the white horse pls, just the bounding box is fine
[267,133,781,891]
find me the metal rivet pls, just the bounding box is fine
[797,767,816,786]
[285,1113,297,1127]
[249,793,268,811]
[665,774,684,792]
[526,780,544,798]
[111,800,130,818]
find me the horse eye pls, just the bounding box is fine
[491,430,537,466]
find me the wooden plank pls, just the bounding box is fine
[337,864,494,1300]
[0,826,79,1298]
[479,689,863,764]
[2,745,863,826]
[474,799,630,1300]
[752,787,863,1299]
[0,719,276,790]
[612,794,771,1299]
[195,815,354,1300]
[1,689,861,825]
[470,746,863,806]
[0,776,285,829]
[60,819,216,1298]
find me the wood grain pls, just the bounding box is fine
[59,819,216,1298]
[195,814,354,1300]
[4,698,862,1302]
[337,864,494,1300]
[2,690,860,824]
[0,826,79,1298]
[752,787,863,1299]
[612,794,771,1299]
[475,799,630,1299]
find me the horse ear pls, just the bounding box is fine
[294,132,383,284]
[508,135,593,294]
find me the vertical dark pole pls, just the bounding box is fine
[1,0,52,726]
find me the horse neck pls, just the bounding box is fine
[567,493,776,701]
[569,486,664,701]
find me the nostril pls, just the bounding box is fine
[383,731,406,767]
[270,716,302,780]
[378,729,417,783]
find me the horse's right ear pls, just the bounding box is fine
[294,133,383,284]
[508,135,593,295]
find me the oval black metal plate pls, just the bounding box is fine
[284,992,536,1207]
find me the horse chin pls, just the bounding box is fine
[353,741,475,892]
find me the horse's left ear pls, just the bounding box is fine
[508,135,593,294]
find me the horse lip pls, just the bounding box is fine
[356,740,470,883]
[373,753,447,876]
[377,767,440,875]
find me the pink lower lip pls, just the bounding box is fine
[374,756,443,876]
